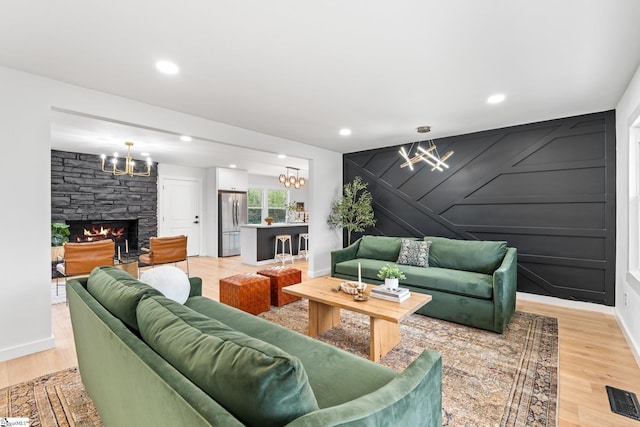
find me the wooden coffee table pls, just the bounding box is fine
[283,277,431,361]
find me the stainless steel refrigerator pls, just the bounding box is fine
[218,191,248,257]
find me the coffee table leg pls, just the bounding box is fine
[370,317,400,362]
[308,300,340,337]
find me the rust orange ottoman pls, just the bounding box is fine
[256,266,302,306]
[219,273,271,315]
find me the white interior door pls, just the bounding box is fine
[161,178,201,256]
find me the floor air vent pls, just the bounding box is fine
[606,386,640,421]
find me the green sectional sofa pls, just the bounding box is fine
[331,235,517,333]
[67,266,442,426]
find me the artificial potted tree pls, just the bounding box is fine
[377,264,406,290]
[327,176,376,246]
[51,222,70,261]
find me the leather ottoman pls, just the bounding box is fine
[219,273,270,315]
[256,266,302,306]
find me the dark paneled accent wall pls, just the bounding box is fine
[344,111,616,306]
[51,150,158,249]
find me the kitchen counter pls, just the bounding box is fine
[240,224,309,265]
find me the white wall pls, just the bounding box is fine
[615,61,640,366]
[0,65,341,361]
[0,68,54,361]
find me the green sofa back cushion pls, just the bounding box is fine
[136,296,319,427]
[87,266,162,331]
[356,235,403,261]
[425,236,507,274]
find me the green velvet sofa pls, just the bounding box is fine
[67,266,442,426]
[331,235,517,333]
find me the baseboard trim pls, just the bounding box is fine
[616,315,640,369]
[516,292,616,315]
[0,335,55,363]
[308,267,331,278]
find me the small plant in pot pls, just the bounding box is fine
[51,222,70,261]
[264,217,274,225]
[377,264,406,290]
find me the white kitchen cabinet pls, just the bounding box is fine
[217,167,248,191]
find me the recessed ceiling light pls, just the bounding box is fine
[156,60,179,75]
[487,94,506,104]
[278,154,286,159]
[339,128,352,136]
[140,152,150,157]
[180,135,192,142]
[229,164,237,168]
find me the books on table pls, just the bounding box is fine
[370,285,410,302]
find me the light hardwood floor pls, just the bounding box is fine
[1,256,639,426]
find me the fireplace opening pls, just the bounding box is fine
[67,219,139,255]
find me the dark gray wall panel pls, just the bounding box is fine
[343,110,616,305]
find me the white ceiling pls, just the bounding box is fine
[3,1,640,169]
[49,110,309,177]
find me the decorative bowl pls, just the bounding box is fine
[340,281,366,295]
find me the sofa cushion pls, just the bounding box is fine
[87,266,162,331]
[184,296,398,409]
[335,259,493,300]
[426,236,507,274]
[356,235,403,261]
[403,266,493,299]
[136,296,319,427]
[397,239,431,267]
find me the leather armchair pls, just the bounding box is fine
[56,240,115,295]
[139,235,189,275]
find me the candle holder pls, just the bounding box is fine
[353,282,368,301]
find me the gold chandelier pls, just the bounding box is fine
[278,167,306,189]
[101,142,152,177]
[399,126,453,172]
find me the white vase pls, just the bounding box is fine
[385,278,399,290]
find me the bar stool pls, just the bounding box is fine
[274,234,293,265]
[298,233,310,260]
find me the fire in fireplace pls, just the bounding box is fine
[67,220,139,253]
[81,224,125,242]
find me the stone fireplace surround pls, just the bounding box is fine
[51,150,158,254]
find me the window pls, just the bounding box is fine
[247,187,289,224]
[267,189,287,223]
[247,188,263,224]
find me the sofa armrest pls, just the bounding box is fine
[285,349,442,427]
[330,238,361,276]
[492,247,517,333]
[188,277,203,297]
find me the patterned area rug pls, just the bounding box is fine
[0,367,102,427]
[260,300,558,427]
[1,305,557,427]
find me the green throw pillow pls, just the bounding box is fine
[87,266,162,331]
[397,239,431,267]
[356,235,403,261]
[136,296,319,427]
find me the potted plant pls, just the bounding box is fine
[377,264,406,290]
[264,216,274,225]
[51,222,70,261]
[327,176,377,246]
